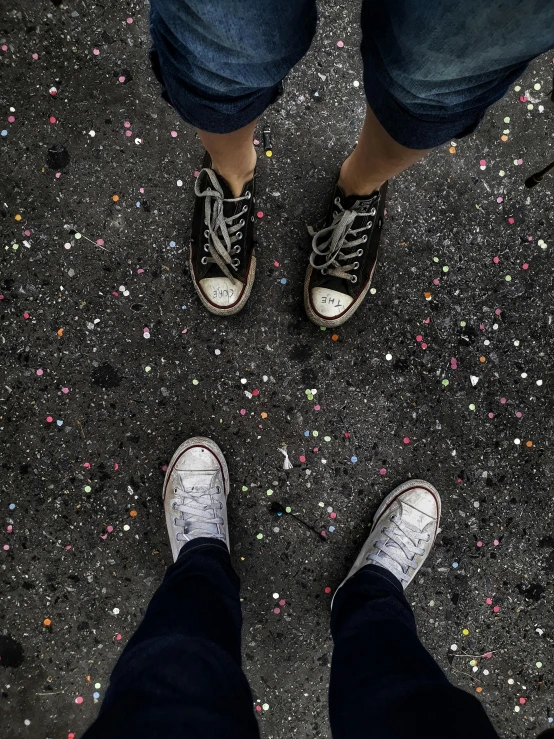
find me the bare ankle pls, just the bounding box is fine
[211,146,257,198]
[338,156,383,198]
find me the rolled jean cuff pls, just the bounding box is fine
[149,45,283,134]
[363,58,527,150]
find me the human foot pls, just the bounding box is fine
[163,436,230,560]
[304,180,387,327]
[337,480,441,594]
[190,153,257,315]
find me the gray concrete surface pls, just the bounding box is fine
[2,1,554,738]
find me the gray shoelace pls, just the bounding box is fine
[172,484,225,542]
[367,514,430,583]
[195,168,250,282]
[309,196,376,283]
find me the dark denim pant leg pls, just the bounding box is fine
[329,565,501,739]
[83,538,260,739]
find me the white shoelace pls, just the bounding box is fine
[172,483,225,542]
[368,514,430,583]
[309,196,376,283]
[195,169,250,282]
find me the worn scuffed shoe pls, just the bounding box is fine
[163,437,230,561]
[189,154,257,315]
[336,480,441,597]
[304,181,387,328]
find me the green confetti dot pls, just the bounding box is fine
[513,159,519,165]
[320,326,326,331]
[534,83,541,91]
[12,243,18,250]
[75,233,82,239]
[514,85,521,91]
[536,661,543,668]
[324,435,331,442]
[433,256,439,263]
[469,403,476,411]
[266,488,273,496]
[256,533,263,540]
[84,485,91,493]
[312,430,319,437]
[285,506,292,513]
[262,703,269,711]
[241,486,248,492]
[442,265,449,273]
[192,379,199,385]
[499,170,505,177]
[504,116,511,123]
[505,275,512,281]
[145,366,151,372]
[527,103,534,111]
[442,379,449,386]
[460,321,466,327]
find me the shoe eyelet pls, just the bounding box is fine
[353,262,359,270]
[236,232,242,240]
[204,230,209,238]
[204,244,209,252]
[234,245,241,254]
[357,249,363,257]
[242,206,248,214]
[201,256,208,265]
[246,191,251,199]
[251,216,255,222]
[232,258,240,268]
[321,267,328,275]
[370,207,376,216]
[239,219,245,227]
[362,235,368,242]
[332,210,338,217]
[334,197,340,205]
[204,219,208,225]
[351,275,358,284]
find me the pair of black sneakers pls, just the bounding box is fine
[189,154,387,327]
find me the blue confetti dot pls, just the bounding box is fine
[452,561,459,569]
[169,240,176,247]
[304,430,310,437]
[9,504,15,510]
[351,456,357,463]
[548,718,553,724]
[56,419,63,427]
[93,692,100,700]
[277,511,282,517]
[280,278,287,285]
[329,526,335,533]
[136,201,141,208]
[1,130,7,137]
[181,305,187,310]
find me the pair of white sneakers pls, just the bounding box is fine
[164,437,441,591]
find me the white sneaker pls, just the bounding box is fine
[336,480,441,595]
[163,437,230,561]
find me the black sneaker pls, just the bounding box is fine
[189,154,257,315]
[304,181,387,327]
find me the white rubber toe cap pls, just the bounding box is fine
[199,277,241,307]
[310,287,353,318]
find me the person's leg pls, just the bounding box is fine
[329,480,501,739]
[83,438,260,739]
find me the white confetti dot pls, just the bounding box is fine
[353,80,360,87]
[215,349,221,355]
[508,678,514,685]
[483,669,489,675]
[113,607,120,615]
[241,378,247,385]
[451,644,458,651]
[513,340,520,346]
[177,179,183,187]
[385,353,392,361]
[536,379,543,386]
[521,372,527,378]
[273,593,279,599]
[89,130,96,137]
[123,524,130,531]
[514,438,521,445]
[514,706,520,713]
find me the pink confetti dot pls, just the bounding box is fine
[46,416,53,423]
[519,697,526,705]
[493,605,500,613]
[416,335,423,342]
[299,455,306,463]
[126,17,133,23]
[194,170,200,178]
[118,76,126,83]
[252,389,260,396]
[62,387,69,393]
[403,437,410,444]
[75,697,84,705]
[516,411,522,418]
[96,238,104,246]
[273,607,280,615]
[1,44,8,52]
[433,278,440,285]
[49,116,57,124]
[379,468,387,475]
[479,323,485,330]
[495,308,502,315]
[115,633,122,641]
[479,159,487,166]
[314,404,320,411]
[255,705,262,713]
[3,545,9,551]
[483,652,493,659]
[257,211,264,218]
[161,464,168,472]
[124,121,131,128]
[24,230,30,236]
[517,158,523,165]
[83,462,91,468]
[476,541,483,547]
[7,526,13,533]
[55,172,62,179]
[273,261,280,267]
[522,262,529,270]
[240,409,246,416]
[330,512,337,519]
[114,462,119,470]
[324,586,332,594]
[36,368,43,376]
[106,526,114,533]
[500,397,507,404]
[65,545,72,550]
[7,115,15,123]
[125,130,133,137]
[508,217,515,224]
[496,196,503,203]
[424,317,430,324]
[421,343,428,350]
[279,599,286,606]
[450,358,458,369]
[112,291,119,296]
[313,447,319,453]
[494,539,499,546]
[486,597,493,605]
[49,87,57,96]
[337,40,344,47]
[344,432,350,438]
[493,256,499,264]
[32,53,39,60]
[488,412,495,419]
[171,130,178,138]
[139,188,145,193]
[253,139,260,145]
[93,48,100,56]
[520,95,527,103]
[23,312,30,319]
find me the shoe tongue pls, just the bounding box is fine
[338,186,378,223]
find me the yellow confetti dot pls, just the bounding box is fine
[112,194,119,202]
[15,214,22,221]
[265,150,273,157]
[476,687,483,693]
[526,440,533,447]
[261,411,268,419]
[449,146,456,154]
[463,628,469,636]
[129,510,137,517]
[480,356,486,363]
[501,135,508,142]
[57,327,65,337]
[43,618,52,627]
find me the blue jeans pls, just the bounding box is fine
[149,0,554,148]
[83,538,500,739]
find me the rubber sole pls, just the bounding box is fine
[189,254,256,317]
